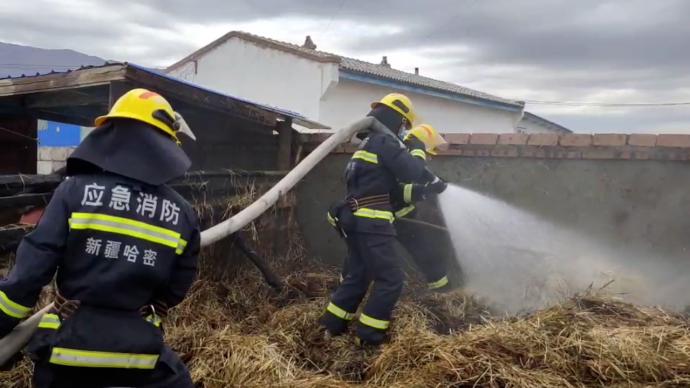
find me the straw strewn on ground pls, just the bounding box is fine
[1,250,689,387]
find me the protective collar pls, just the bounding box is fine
[66,119,191,185]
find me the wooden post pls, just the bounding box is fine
[276,119,293,170]
[108,81,133,108]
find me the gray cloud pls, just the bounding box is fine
[1,0,689,132]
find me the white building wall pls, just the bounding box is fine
[319,79,521,133]
[516,117,568,134]
[168,38,521,133]
[168,38,338,121]
[516,120,549,134]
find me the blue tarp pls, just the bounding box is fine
[38,121,82,147]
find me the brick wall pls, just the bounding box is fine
[300,133,690,161]
[296,132,690,266]
[37,147,75,174]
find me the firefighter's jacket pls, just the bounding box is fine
[0,173,200,370]
[339,131,433,236]
[389,136,431,219]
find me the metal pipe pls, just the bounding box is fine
[0,117,375,365]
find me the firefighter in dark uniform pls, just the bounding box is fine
[320,94,447,346]
[392,124,453,291]
[0,88,200,387]
[340,124,453,291]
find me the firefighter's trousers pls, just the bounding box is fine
[32,345,193,388]
[340,221,450,292]
[395,219,450,290]
[321,232,403,345]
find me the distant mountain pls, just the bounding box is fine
[0,42,107,78]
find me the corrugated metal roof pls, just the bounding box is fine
[167,31,524,109]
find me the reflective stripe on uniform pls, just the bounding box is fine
[38,313,61,330]
[175,238,188,255]
[49,347,160,369]
[410,149,427,160]
[69,212,186,254]
[394,205,416,219]
[326,302,355,320]
[145,314,162,328]
[403,184,413,204]
[0,290,32,319]
[352,150,379,164]
[427,275,449,290]
[359,313,389,330]
[327,212,337,227]
[353,208,394,223]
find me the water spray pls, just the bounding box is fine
[438,184,690,313]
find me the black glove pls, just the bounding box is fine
[427,176,448,194]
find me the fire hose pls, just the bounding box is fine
[0,117,386,365]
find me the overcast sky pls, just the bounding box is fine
[2,0,690,133]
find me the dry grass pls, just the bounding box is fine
[1,248,690,387]
[2,187,689,387]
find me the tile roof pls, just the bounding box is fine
[167,31,524,109]
[338,56,521,107]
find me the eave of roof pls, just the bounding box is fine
[520,111,572,133]
[339,69,522,112]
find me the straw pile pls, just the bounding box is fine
[151,250,689,388]
[2,212,690,387]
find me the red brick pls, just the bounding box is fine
[632,151,650,160]
[627,134,657,147]
[469,133,498,145]
[491,146,519,157]
[475,149,491,157]
[593,134,627,146]
[441,148,463,156]
[582,148,617,159]
[527,134,559,146]
[564,151,582,159]
[497,133,529,145]
[444,133,470,144]
[20,207,45,225]
[559,134,592,147]
[667,151,690,160]
[657,134,690,148]
[620,150,632,160]
[533,149,548,158]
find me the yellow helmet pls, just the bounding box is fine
[95,88,180,142]
[371,93,416,128]
[404,124,447,155]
